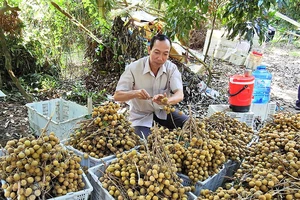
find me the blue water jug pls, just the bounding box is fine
[252,65,272,103]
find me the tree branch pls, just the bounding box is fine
[50,1,104,45]
[0,0,21,15]
[0,27,33,102]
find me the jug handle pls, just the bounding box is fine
[228,85,248,97]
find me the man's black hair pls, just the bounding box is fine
[149,34,172,50]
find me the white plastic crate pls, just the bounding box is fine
[250,102,276,121]
[2,172,93,200]
[0,90,6,98]
[178,161,227,197]
[88,159,197,200]
[61,139,115,169]
[207,104,254,128]
[229,52,247,65]
[88,159,116,200]
[26,98,88,140]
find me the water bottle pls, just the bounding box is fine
[252,65,272,104]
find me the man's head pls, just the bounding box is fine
[149,34,172,50]
[148,34,172,69]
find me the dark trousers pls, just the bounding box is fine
[134,110,189,139]
[296,85,300,107]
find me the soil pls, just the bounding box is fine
[0,44,299,148]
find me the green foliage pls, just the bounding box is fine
[82,0,112,34]
[65,81,108,105]
[19,73,59,92]
[274,0,300,31]
[222,0,286,44]
[163,0,208,44]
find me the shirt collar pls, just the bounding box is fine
[143,56,167,76]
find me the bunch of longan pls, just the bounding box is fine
[198,113,300,200]
[0,133,85,200]
[67,101,140,159]
[100,150,192,200]
[161,97,183,115]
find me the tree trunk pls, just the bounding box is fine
[0,73,2,89]
[204,13,217,62]
[97,0,105,19]
[157,0,162,10]
[0,28,33,102]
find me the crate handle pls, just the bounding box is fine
[228,85,248,97]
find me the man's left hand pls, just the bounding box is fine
[152,93,167,105]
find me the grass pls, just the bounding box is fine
[288,51,300,57]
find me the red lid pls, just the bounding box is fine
[252,51,263,56]
[230,74,254,83]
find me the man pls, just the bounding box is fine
[114,34,188,138]
[266,25,276,42]
[295,85,300,110]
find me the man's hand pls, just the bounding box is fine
[152,93,168,105]
[135,89,151,100]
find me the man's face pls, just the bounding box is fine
[148,40,171,68]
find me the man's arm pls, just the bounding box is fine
[114,89,151,102]
[167,89,184,105]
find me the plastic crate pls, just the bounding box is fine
[0,90,6,98]
[224,136,259,181]
[207,104,254,128]
[2,172,93,200]
[88,159,197,200]
[229,52,247,65]
[250,102,276,121]
[178,162,227,196]
[61,139,140,169]
[26,98,88,140]
[61,139,115,169]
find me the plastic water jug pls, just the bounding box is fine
[229,71,255,112]
[252,65,272,104]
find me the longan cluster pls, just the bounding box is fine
[203,112,254,161]
[165,143,186,173]
[161,97,183,115]
[184,137,226,182]
[67,101,140,159]
[92,101,123,127]
[198,113,300,200]
[146,112,254,184]
[100,150,192,200]
[0,133,85,200]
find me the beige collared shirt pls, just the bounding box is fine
[116,56,183,127]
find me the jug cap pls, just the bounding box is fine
[257,65,266,70]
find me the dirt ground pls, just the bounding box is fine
[0,43,299,148]
[264,44,300,108]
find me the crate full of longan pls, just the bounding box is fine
[0,133,93,200]
[88,151,197,200]
[178,160,229,197]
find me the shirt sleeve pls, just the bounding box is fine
[115,66,135,91]
[169,65,183,92]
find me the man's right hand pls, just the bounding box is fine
[135,89,151,100]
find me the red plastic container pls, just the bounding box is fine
[229,74,254,112]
